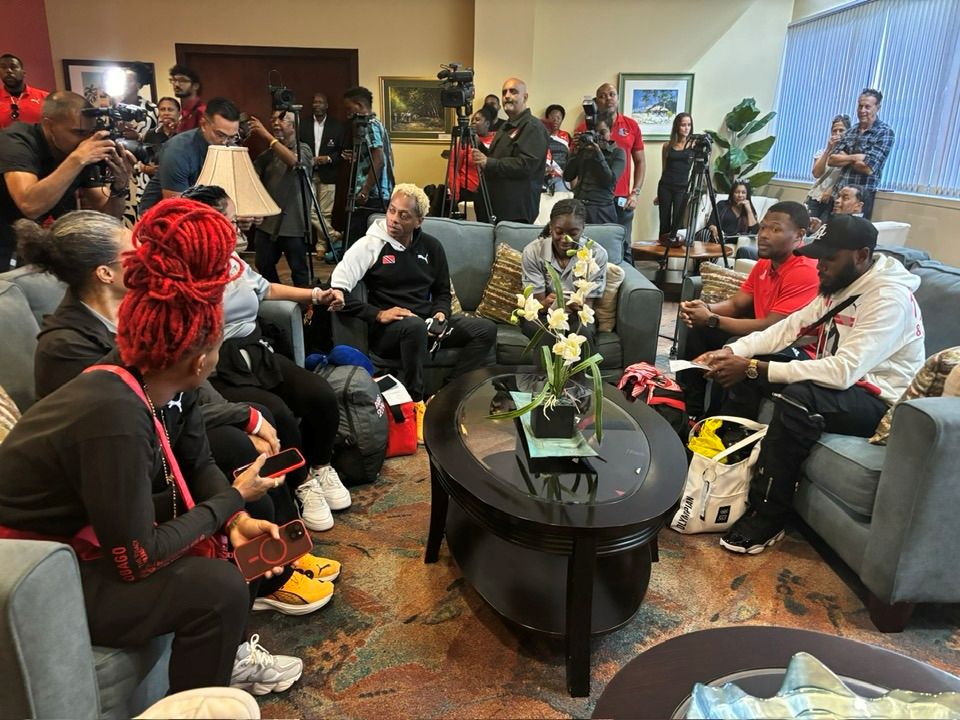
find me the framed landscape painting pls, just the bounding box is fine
[380,77,454,144]
[62,59,158,106]
[618,73,694,141]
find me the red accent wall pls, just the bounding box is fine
[0,0,55,91]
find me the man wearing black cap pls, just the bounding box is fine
[695,215,925,554]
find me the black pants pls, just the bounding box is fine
[345,199,388,246]
[678,324,734,419]
[370,314,497,401]
[254,229,310,288]
[616,201,634,264]
[722,379,887,520]
[657,182,687,239]
[583,202,618,225]
[80,556,249,693]
[460,188,490,223]
[212,352,339,469]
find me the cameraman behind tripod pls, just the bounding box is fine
[342,86,393,246]
[563,110,625,225]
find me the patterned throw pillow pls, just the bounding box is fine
[0,385,20,445]
[699,262,748,305]
[594,263,624,332]
[870,346,960,445]
[450,280,462,315]
[476,242,524,324]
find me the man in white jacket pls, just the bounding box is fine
[696,215,925,554]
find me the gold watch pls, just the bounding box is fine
[745,359,759,380]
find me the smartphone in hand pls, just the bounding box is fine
[233,519,313,581]
[233,447,305,479]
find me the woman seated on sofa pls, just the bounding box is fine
[706,179,759,242]
[179,185,349,533]
[18,209,340,616]
[0,198,305,695]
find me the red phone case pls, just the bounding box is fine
[233,519,313,581]
[232,447,305,479]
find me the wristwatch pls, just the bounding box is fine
[706,313,720,329]
[745,359,759,380]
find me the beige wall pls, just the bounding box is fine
[44,0,475,187]
[791,0,850,21]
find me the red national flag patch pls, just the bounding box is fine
[382,255,396,264]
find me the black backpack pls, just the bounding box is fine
[314,364,388,486]
[617,362,690,439]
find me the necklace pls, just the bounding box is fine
[143,387,177,519]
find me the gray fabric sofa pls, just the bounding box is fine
[331,218,663,393]
[678,248,960,631]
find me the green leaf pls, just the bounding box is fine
[724,98,759,132]
[745,170,777,189]
[714,173,732,193]
[523,285,533,299]
[738,111,776,138]
[520,324,547,359]
[726,146,748,172]
[704,130,729,149]
[487,383,551,421]
[568,352,602,376]
[588,362,604,444]
[545,263,566,309]
[743,135,776,164]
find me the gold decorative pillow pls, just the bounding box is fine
[699,262,748,305]
[870,346,960,445]
[595,263,624,332]
[476,242,523,323]
[0,385,20,445]
[450,280,462,315]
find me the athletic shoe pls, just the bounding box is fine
[414,400,427,445]
[292,553,341,581]
[311,465,351,511]
[230,634,304,695]
[295,478,334,531]
[719,511,786,555]
[251,569,334,615]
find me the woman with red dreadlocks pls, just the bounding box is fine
[0,199,306,695]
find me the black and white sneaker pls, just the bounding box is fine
[720,512,786,555]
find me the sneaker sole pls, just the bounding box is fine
[233,672,303,696]
[252,591,333,616]
[325,496,352,511]
[720,529,785,555]
[301,516,334,532]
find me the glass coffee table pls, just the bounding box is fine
[423,369,687,697]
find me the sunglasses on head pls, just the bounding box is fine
[9,102,18,120]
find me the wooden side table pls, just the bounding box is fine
[632,241,734,292]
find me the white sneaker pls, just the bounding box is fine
[295,477,334,531]
[230,634,303,696]
[311,465,351,511]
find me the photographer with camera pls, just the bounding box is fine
[563,112,625,224]
[471,77,548,224]
[138,97,241,213]
[0,91,133,269]
[342,86,393,246]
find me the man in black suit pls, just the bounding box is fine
[300,92,344,250]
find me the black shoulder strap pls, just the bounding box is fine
[796,294,861,339]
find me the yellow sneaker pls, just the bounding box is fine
[414,400,427,445]
[252,569,334,616]
[292,554,341,581]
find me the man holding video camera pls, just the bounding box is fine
[563,111,626,224]
[472,77,548,224]
[0,91,133,269]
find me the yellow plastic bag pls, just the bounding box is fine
[687,418,728,462]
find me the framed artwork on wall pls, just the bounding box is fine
[379,76,454,144]
[62,59,158,106]
[618,73,694,141]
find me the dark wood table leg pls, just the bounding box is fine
[566,534,597,697]
[424,461,448,564]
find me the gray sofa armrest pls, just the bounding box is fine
[258,300,304,367]
[861,397,960,604]
[615,266,663,367]
[674,275,703,361]
[0,540,100,719]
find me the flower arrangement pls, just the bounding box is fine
[490,237,604,441]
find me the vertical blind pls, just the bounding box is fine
[769,0,960,198]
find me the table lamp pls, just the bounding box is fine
[195,145,281,217]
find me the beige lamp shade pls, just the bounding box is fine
[195,145,281,217]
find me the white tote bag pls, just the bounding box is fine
[670,416,767,535]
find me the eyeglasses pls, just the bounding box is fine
[211,129,240,146]
[9,102,18,120]
[169,76,194,86]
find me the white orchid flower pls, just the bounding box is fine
[515,293,542,321]
[574,258,590,277]
[574,278,598,295]
[567,290,586,307]
[546,307,569,331]
[552,332,587,364]
[578,305,596,326]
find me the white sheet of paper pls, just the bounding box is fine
[669,359,711,373]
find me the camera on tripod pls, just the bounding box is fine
[269,83,297,111]
[577,97,598,145]
[686,132,713,161]
[437,62,475,110]
[81,104,151,163]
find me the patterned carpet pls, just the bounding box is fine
[250,447,960,719]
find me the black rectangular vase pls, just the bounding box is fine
[530,402,576,439]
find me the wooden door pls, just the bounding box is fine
[175,44,358,230]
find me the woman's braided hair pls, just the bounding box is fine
[117,198,239,371]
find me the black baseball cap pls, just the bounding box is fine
[795,214,878,259]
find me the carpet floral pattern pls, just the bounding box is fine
[251,450,960,719]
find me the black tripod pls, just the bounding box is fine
[668,144,729,359]
[440,111,495,223]
[344,114,394,249]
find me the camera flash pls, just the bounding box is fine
[103,67,127,99]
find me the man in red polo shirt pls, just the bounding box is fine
[0,54,49,128]
[575,82,645,261]
[677,201,819,418]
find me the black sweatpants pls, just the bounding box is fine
[678,324,734,419]
[254,229,311,288]
[370,314,497,401]
[212,352,339,470]
[80,556,249,692]
[722,378,888,520]
[657,181,687,239]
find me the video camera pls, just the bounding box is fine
[438,62,475,111]
[269,83,297,111]
[686,132,713,161]
[577,97,598,145]
[81,104,152,163]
